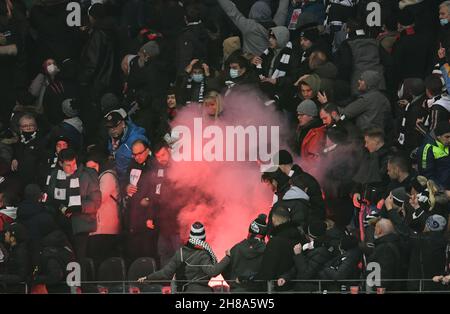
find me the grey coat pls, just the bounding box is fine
[347,37,385,95]
[48,165,101,235]
[147,245,230,292]
[338,71,391,131]
[217,0,289,56]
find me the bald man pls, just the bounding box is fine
[366,218,406,291]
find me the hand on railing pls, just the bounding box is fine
[137,276,147,283]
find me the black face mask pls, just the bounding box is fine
[20,131,37,144]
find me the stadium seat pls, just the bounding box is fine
[79,258,96,294]
[97,257,127,294]
[127,257,163,293]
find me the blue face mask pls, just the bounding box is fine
[192,74,204,83]
[441,18,449,26]
[230,69,240,79]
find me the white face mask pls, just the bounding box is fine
[47,64,59,75]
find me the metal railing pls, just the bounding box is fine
[16,278,450,294]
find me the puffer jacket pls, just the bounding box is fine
[146,243,230,292]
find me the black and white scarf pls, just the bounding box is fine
[260,42,293,79]
[45,154,59,187]
[188,238,218,264]
[185,80,205,104]
[53,169,82,212]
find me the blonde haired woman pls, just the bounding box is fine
[203,90,224,119]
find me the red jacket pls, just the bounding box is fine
[301,125,327,170]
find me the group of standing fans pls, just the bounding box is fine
[0,0,449,293]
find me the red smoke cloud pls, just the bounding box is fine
[168,88,290,260]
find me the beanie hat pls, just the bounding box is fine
[140,41,160,58]
[297,99,318,117]
[61,98,78,118]
[391,187,408,207]
[190,222,206,241]
[274,149,293,166]
[300,27,319,42]
[249,214,268,237]
[308,221,327,239]
[435,122,450,137]
[425,215,447,232]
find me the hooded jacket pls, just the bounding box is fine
[223,237,266,292]
[217,0,289,56]
[146,243,230,292]
[337,33,385,95]
[312,61,338,100]
[290,164,325,220]
[256,222,302,284]
[338,70,391,131]
[271,185,311,232]
[258,26,292,80]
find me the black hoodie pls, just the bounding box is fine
[256,222,302,285]
[223,237,266,291]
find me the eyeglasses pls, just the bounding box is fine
[132,149,148,157]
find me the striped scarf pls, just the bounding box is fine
[185,80,205,104]
[188,238,217,264]
[45,154,59,186]
[53,169,82,212]
[259,42,293,80]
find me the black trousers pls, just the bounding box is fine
[87,234,121,268]
[73,233,89,261]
